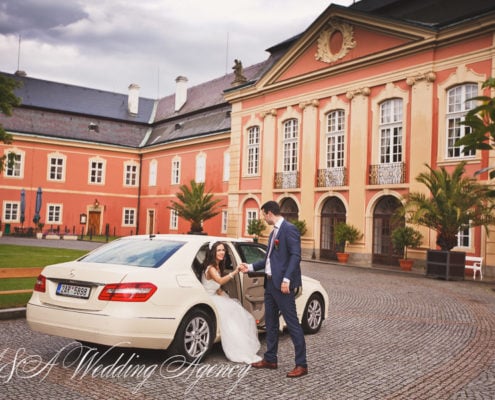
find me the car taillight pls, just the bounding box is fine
[33,274,46,293]
[98,282,157,302]
[34,274,46,292]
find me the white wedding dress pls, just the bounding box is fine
[202,266,262,364]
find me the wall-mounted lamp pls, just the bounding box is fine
[94,198,99,208]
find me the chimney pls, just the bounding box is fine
[175,76,188,111]
[128,83,140,115]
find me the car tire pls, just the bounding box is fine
[169,308,215,363]
[301,293,324,334]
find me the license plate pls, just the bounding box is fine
[56,283,91,299]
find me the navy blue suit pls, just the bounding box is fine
[252,219,307,367]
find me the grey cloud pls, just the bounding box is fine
[0,0,88,40]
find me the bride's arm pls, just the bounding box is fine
[207,264,240,286]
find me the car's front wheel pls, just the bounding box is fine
[301,293,324,334]
[169,308,214,362]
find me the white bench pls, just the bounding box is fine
[465,256,483,280]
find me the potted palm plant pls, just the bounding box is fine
[391,226,423,271]
[334,222,362,263]
[401,162,495,279]
[168,180,223,235]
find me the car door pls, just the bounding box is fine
[233,242,267,327]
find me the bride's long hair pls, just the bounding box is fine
[203,241,226,276]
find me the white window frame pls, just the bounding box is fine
[379,99,403,164]
[195,153,206,183]
[123,161,139,187]
[326,110,345,168]
[47,153,66,182]
[2,201,20,222]
[456,226,471,248]
[245,209,259,235]
[223,151,230,182]
[123,208,136,227]
[172,157,181,185]
[247,126,260,176]
[88,157,106,185]
[446,84,477,159]
[170,209,179,230]
[46,203,62,224]
[221,210,228,233]
[4,149,24,179]
[149,159,157,186]
[283,119,299,172]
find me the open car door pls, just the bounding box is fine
[233,242,267,328]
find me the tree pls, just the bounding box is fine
[400,162,495,251]
[0,75,22,172]
[456,77,495,178]
[168,180,223,233]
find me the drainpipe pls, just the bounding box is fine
[136,153,143,235]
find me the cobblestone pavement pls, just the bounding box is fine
[1,260,494,400]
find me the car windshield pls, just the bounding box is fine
[78,238,184,268]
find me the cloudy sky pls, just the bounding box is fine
[0,0,355,99]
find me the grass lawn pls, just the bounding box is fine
[0,245,89,309]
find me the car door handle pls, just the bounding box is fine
[245,294,264,302]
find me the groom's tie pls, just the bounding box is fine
[266,226,278,275]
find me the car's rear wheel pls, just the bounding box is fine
[301,293,324,334]
[169,308,214,362]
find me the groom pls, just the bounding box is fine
[240,200,307,378]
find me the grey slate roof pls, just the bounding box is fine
[154,60,272,122]
[350,0,495,27]
[8,73,156,124]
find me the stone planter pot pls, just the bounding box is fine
[399,259,414,271]
[336,252,349,263]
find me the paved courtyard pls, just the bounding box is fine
[0,259,494,399]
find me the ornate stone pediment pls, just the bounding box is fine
[315,19,356,64]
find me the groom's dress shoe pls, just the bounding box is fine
[251,359,278,369]
[286,365,308,378]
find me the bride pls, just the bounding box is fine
[201,241,262,364]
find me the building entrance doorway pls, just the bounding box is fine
[320,197,346,260]
[372,196,402,265]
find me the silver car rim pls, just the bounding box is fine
[184,316,210,357]
[306,298,323,329]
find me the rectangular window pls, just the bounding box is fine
[221,210,228,233]
[90,160,104,184]
[456,226,471,248]
[5,153,22,177]
[379,99,403,164]
[3,202,19,222]
[49,156,65,181]
[196,154,206,183]
[247,126,260,175]
[172,159,180,185]
[149,160,157,186]
[124,164,138,186]
[123,208,136,226]
[47,204,62,224]
[283,119,298,172]
[446,84,477,158]
[246,209,259,234]
[223,152,230,182]
[326,110,345,168]
[170,209,178,230]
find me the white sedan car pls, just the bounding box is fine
[27,234,329,361]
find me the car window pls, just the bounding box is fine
[79,238,184,268]
[235,243,267,264]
